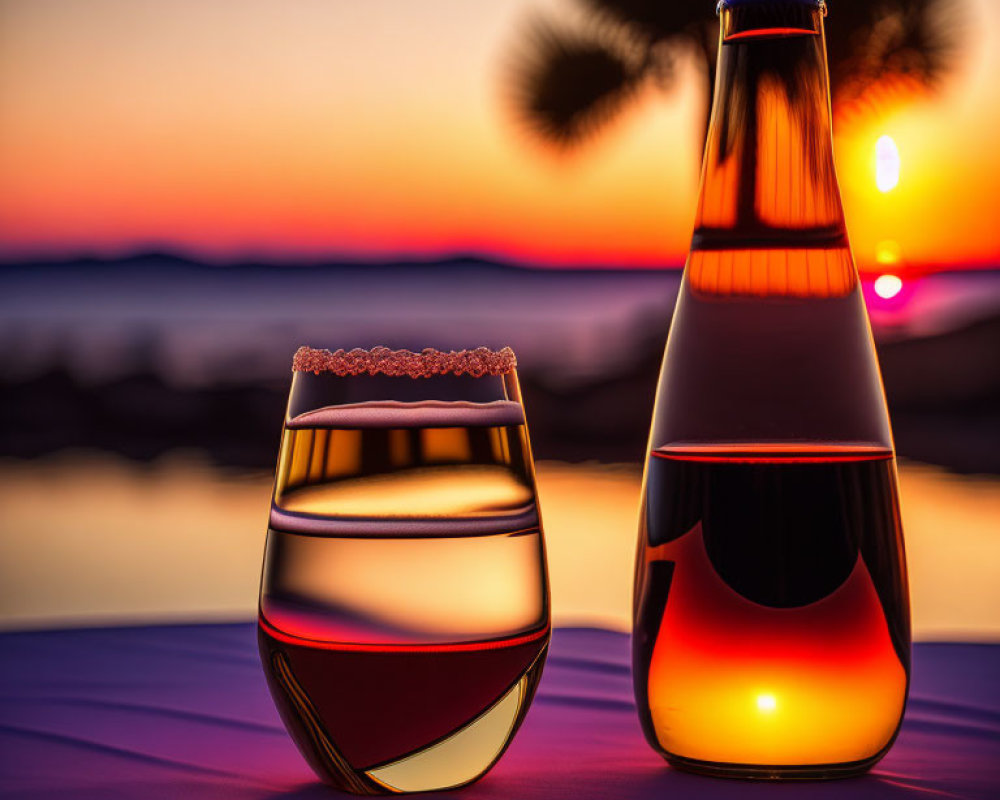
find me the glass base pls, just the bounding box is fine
[665,752,882,781]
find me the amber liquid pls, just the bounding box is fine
[633,446,909,778]
[259,407,549,793]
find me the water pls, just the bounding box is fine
[633,445,910,777]
[258,404,550,793]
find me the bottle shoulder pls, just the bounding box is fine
[649,277,893,450]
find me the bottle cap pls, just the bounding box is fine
[717,0,825,9]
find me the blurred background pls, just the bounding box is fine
[0,0,997,637]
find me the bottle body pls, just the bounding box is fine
[633,445,909,778]
[632,1,910,778]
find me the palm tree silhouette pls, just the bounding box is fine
[504,0,960,151]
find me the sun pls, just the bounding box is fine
[875,135,900,193]
[756,693,778,713]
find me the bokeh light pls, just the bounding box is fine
[876,240,902,265]
[874,274,904,299]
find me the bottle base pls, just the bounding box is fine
[664,752,882,781]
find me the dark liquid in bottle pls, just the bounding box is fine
[633,446,909,778]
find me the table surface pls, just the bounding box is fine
[1,624,997,800]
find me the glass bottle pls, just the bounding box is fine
[259,346,550,793]
[632,0,910,779]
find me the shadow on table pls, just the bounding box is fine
[629,768,963,800]
[265,770,952,800]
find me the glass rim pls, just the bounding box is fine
[292,345,518,379]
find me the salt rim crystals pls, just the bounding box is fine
[292,345,517,378]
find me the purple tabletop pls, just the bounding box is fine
[1,624,997,800]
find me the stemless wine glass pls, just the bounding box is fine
[258,345,550,794]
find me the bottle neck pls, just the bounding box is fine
[689,2,853,297]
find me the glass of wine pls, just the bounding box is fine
[258,345,550,794]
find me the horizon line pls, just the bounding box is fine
[0,248,997,276]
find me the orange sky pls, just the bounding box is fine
[0,0,998,268]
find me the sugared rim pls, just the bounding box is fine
[292,345,517,378]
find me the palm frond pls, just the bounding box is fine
[870,0,960,83]
[828,0,961,104]
[501,0,964,152]
[578,0,709,41]
[502,15,650,148]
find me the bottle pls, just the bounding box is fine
[631,0,910,779]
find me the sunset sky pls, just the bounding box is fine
[0,0,998,268]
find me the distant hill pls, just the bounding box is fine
[2,249,992,276]
[0,250,678,275]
